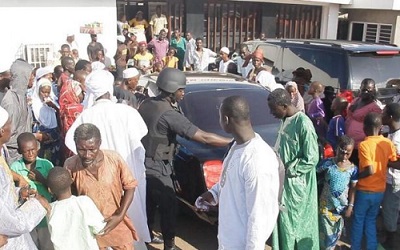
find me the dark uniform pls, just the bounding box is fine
[138,68,197,249]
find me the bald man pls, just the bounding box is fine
[197,96,280,250]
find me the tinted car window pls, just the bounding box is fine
[281,47,347,89]
[180,88,277,131]
[348,54,400,89]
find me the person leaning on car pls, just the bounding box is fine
[138,68,232,250]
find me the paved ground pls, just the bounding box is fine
[146,207,400,250]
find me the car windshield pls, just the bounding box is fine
[180,87,277,131]
[349,53,400,89]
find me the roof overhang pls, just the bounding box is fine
[341,0,400,10]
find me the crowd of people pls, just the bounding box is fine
[1,8,400,250]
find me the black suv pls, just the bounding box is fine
[244,39,400,103]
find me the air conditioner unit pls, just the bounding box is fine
[25,44,55,68]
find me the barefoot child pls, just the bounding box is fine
[10,132,54,250]
[317,135,358,249]
[47,167,106,250]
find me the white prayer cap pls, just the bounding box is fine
[123,68,139,79]
[67,33,74,37]
[36,66,54,80]
[85,70,114,100]
[220,47,230,55]
[37,78,53,88]
[91,61,106,71]
[0,60,11,73]
[117,35,126,43]
[0,106,9,128]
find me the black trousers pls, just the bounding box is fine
[146,173,177,242]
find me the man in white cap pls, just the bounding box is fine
[1,59,33,165]
[66,33,79,51]
[218,47,234,73]
[64,69,150,250]
[0,105,51,250]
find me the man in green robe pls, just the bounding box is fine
[268,89,320,250]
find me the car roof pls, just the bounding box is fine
[245,39,400,53]
[141,71,252,85]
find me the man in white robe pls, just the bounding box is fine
[64,69,150,249]
[196,96,280,250]
[0,106,49,250]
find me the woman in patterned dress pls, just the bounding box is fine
[317,135,358,249]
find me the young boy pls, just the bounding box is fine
[381,103,400,249]
[326,96,348,149]
[10,132,54,250]
[47,167,106,250]
[307,81,326,139]
[351,112,400,250]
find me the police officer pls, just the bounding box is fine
[139,68,231,250]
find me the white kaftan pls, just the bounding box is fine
[209,134,280,250]
[256,70,284,91]
[64,99,150,245]
[0,157,46,250]
[48,195,106,250]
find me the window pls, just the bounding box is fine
[350,22,392,44]
[25,44,54,68]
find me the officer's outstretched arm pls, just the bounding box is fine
[191,129,232,147]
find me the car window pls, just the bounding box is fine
[281,47,346,89]
[348,54,400,89]
[258,44,279,63]
[180,88,278,131]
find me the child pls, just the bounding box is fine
[381,103,400,249]
[307,81,326,139]
[326,96,348,149]
[10,132,54,250]
[153,61,163,73]
[317,135,358,249]
[351,112,399,250]
[162,47,179,69]
[47,167,106,250]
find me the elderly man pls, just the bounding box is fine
[197,96,280,249]
[64,70,150,249]
[0,106,50,250]
[64,123,138,250]
[1,59,33,165]
[268,89,320,250]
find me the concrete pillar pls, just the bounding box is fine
[320,4,339,39]
[184,0,206,40]
[393,15,400,46]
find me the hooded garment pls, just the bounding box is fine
[0,60,33,165]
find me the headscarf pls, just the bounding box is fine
[286,81,305,112]
[83,70,115,108]
[31,78,59,129]
[252,48,264,61]
[0,106,9,128]
[91,61,106,71]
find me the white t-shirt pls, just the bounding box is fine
[218,59,234,73]
[191,48,217,72]
[387,129,400,188]
[209,134,280,250]
[256,70,283,91]
[149,14,168,36]
[48,195,106,250]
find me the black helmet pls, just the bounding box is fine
[156,68,186,93]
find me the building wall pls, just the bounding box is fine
[344,9,400,44]
[0,0,117,66]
